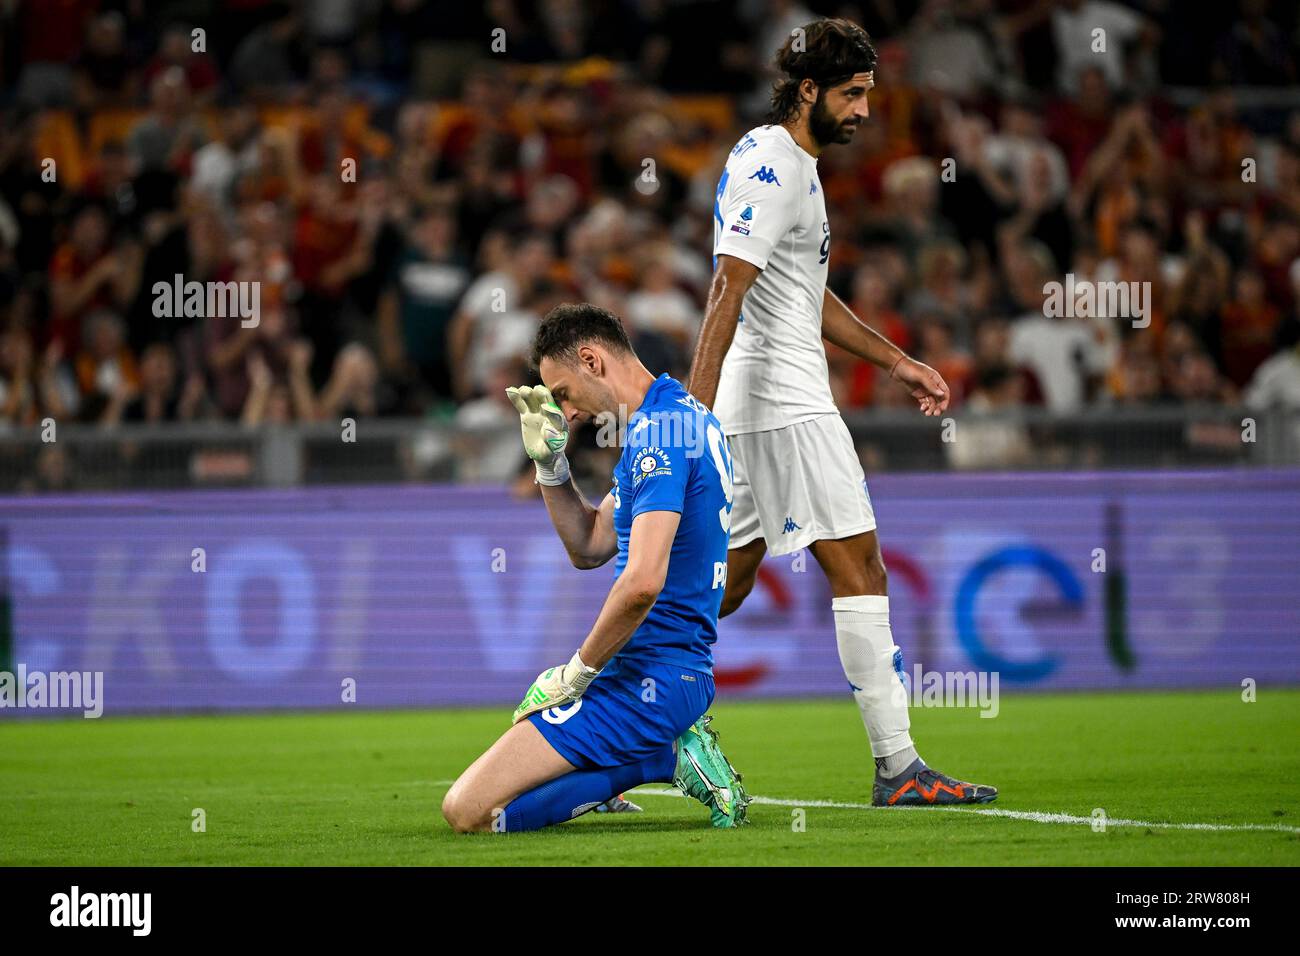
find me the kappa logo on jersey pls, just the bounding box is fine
[810,180,818,195]
[729,202,758,235]
[748,165,781,186]
[632,446,673,484]
[782,516,802,534]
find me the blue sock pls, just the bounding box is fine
[502,745,676,832]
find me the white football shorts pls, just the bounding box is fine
[726,413,876,556]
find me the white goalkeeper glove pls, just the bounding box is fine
[512,650,602,724]
[505,384,570,486]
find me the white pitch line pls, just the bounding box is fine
[629,787,1300,835]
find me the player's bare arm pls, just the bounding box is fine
[687,254,760,409]
[822,288,950,417]
[538,485,618,569]
[575,509,680,669]
[507,382,617,567]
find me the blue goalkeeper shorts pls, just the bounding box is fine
[528,656,714,770]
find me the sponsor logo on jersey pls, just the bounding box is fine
[632,446,673,484]
[810,180,818,194]
[748,165,781,185]
[728,202,758,235]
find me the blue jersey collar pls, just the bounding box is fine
[635,373,675,415]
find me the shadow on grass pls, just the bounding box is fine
[427,817,724,839]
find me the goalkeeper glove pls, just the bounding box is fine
[505,384,570,485]
[512,649,602,724]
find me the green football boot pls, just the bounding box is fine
[672,715,751,828]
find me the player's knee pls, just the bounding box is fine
[440,791,463,831]
[441,789,482,834]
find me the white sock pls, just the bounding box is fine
[833,595,916,773]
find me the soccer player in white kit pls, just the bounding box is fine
[689,17,997,806]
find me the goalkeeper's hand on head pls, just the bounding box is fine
[506,384,570,485]
[511,650,602,724]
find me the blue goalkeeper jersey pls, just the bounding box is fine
[610,373,734,673]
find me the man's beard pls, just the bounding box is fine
[588,380,621,425]
[809,91,858,146]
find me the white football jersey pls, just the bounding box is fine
[711,124,836,435]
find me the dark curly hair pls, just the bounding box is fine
[766,18,878,126]
[530,302,634,371]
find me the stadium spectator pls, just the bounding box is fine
[241,336,315,427]
[1108,338,1164,405]
[47,202,137,355]
[74,309,138,420]
[206,305,303,420]
[914,316,975,407]
[126,67,207,175]
[101,340,204,426]
[1169,236,1232,372]
[1045,65,1115,181]
[227,5,304,103]
[317,342,383,422]
[878,156,956,264]
[1170,348,1237,405]
[447,233,555,401]
[1245,341,1300,423]
[946,362,1034,470]
[191,107,261,209]
[1216,0,1296,86]
[906,0,1002,99]
[73,11,137,114]
[832,262,913,409]
[0,326,75,428]
[376,205,471,409]
[1006,240,1118,412]
[624,245,700,356]
[142,24,221,107]
[904,239,975,341]
[453,356,534,486]
[1049,0,1156,95]
[1220,268,1282,387]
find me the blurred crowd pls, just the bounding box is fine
[2,0,1300,474]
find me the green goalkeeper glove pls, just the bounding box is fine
[505,384,570,485]
[512,650,602,724]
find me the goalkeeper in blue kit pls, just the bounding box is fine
[441,302,749,833]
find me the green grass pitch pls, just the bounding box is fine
[2,690,1298,866]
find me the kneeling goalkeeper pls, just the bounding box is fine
[442,303,749,832]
